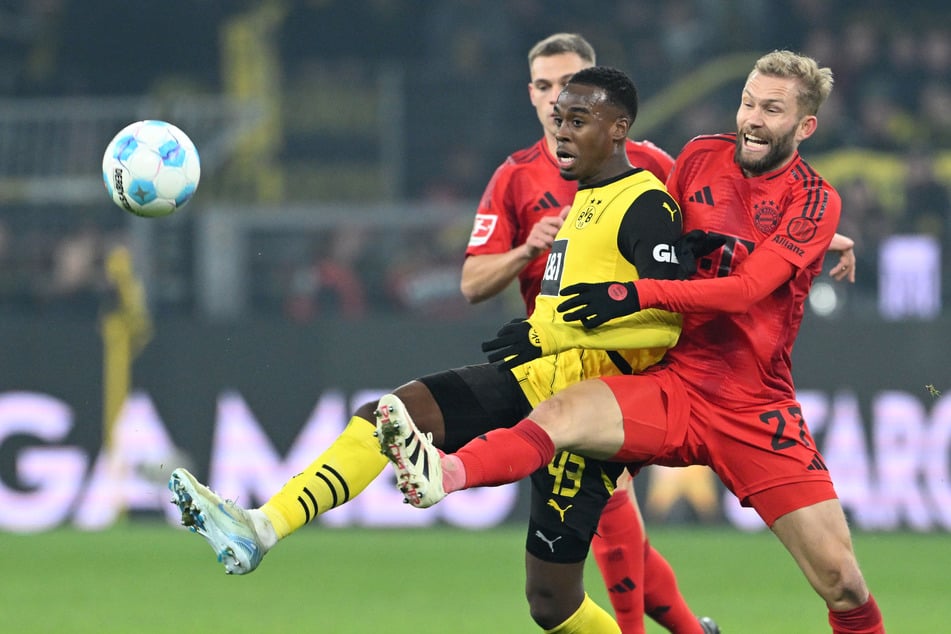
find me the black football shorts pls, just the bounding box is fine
[419,363,624,564]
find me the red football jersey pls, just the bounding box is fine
[654,133,842,405]
[465,137,674,314]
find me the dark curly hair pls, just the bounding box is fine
[566,66,638,122]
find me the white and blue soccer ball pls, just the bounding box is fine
[102,119,201,218]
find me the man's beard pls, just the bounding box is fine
[734,127,796,175]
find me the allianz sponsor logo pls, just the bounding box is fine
[771,233,806,257]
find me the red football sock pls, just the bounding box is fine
[829,595,884,634]
[592,489,646,634]
[453,418,555,488]
[643,540,703,633]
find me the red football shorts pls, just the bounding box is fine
[599,369,837,526]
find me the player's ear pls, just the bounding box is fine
[612,116,630,141]
[797,114,818,142]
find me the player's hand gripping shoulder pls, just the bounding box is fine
[558,230,725,329]
[482,318,542,370]
[673,229,727,278]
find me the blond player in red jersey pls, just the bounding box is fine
[380,52,884,634]
[462,33,716,634]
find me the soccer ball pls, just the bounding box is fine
[102,120,201,218]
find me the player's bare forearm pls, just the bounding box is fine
[461,252,531,303]
[829,232,853,252]
[827,232,856,283]
[461,215,565,303]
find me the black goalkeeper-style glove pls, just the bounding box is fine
[482,318,543,370]
[557,281,640,329]
[674,229,726,277]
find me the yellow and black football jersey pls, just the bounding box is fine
[512,168,684,406]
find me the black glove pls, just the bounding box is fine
[557,281,640,329]
[674,229,726,277]
[481,318,542,370]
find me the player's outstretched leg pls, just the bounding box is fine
[168,468,276,575]
[375,393,446,508]
[699,616,721,633]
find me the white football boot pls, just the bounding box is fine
[168,468,271,574]
[375,393,446,508]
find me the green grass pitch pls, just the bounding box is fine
[1,523,944,633]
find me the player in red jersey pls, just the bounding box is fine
[382,51,884,634]
[461,33,715,634]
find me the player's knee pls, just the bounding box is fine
[813,557,870,610]
[525,584,577,630]
[530,396,576,442]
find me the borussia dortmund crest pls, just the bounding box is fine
[574,199,600,229]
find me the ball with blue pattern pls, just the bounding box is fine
[102,120,200,218]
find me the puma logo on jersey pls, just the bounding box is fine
[662,201,679,222]
[534,530,563,553]
[547,499,573,522]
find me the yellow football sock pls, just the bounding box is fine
[544,593,621,634]
[260,415,387,539]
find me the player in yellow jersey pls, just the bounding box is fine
[169,64,723,633]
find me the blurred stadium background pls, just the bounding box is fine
[1,1,950,631]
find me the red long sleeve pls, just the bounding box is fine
[636,247,796,314]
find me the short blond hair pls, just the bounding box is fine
[527,33,596,69]
[750,50,834,116]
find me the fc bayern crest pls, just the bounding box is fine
[753,200,780,234]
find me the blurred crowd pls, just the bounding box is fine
[0,0,949,320]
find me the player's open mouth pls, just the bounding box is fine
[743,133,768,151]
[556,150,576,169]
